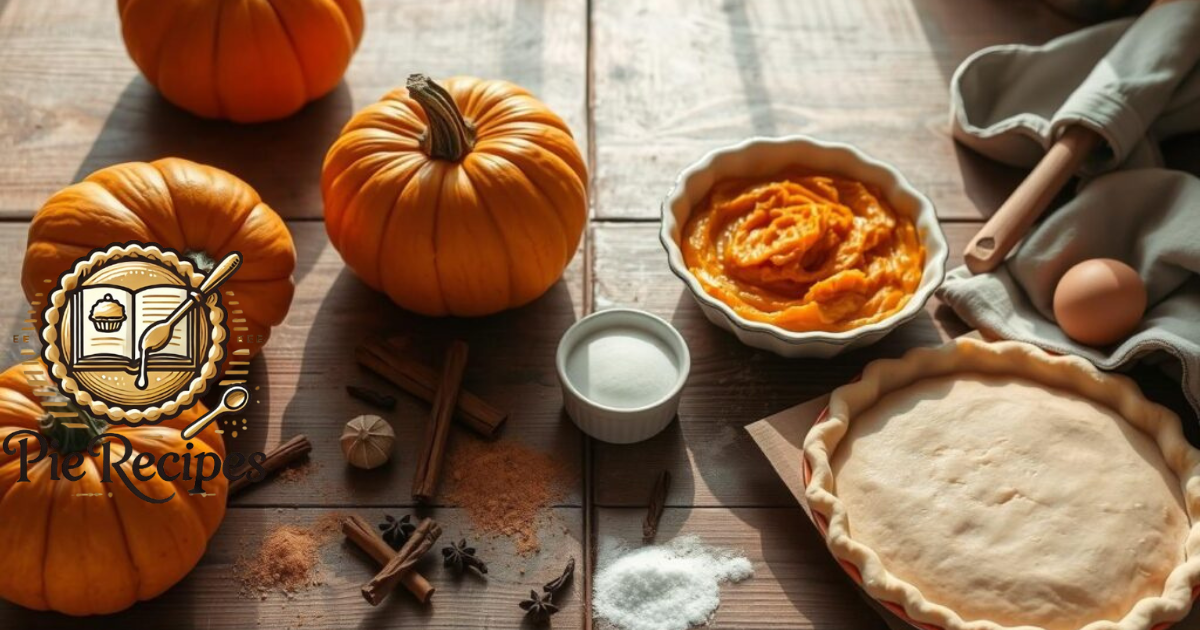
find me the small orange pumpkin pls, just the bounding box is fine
[22,158,296,360]
[322,74,588,317]
[0,362,224,615]
[118,0,364,123]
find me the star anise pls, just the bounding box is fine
[442,539,488,575]
[519,589,558,619]
[378,514,415,550]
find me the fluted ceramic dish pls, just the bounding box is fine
[660,135,948,358]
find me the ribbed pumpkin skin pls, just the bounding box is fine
[117,0,364,123]
[0,363,224,616]
[21,158,297,361]
[321,76,588,317]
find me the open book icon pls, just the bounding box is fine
[71,285,198,371]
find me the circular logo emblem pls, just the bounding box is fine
[40,243,236,425]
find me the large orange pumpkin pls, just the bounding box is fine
[0,362,225,615]
[118,0,365,123]
[22,158,296,360]
[322,74,588,317]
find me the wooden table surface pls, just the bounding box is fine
[1,1,1198,629]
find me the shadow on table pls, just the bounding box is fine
[0,585,206,630]
[73,76,353,223]
[281,266,585,507]
[591,289,948,512]
[214,349,273,499]
[907,0,1081,221]
[911,0,1080,84]
[754,505,894,630]
[0,352,276,628]
[1163,131,1200,178]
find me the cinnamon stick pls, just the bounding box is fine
[228,434,311,495]
[412,341,468,503]
[355,338,506,436]
[345,385,396,411]
[362,517,442,606]
[643,470,671,542]
[342,515,435,603]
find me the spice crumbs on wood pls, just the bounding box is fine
[276,459,319,485]
[235,513,346,599]
[444,434,571,554]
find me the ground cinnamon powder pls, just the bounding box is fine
[237,526,321,596]
[236,513,346,598]
[276,460,318,484]
[444,434,571,554]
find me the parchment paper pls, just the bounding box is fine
[747,395,913,630]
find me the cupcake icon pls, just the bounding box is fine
[89,294,126,332]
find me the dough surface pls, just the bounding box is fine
[832,374,1189,630]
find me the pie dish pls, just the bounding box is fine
[803,338,1200,630]
[660,135,947,358]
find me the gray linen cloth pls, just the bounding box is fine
[937,0,1200,415]
[949,0,1200,172]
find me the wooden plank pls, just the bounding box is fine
[0,507,584,629]
[594,507,885,630]
[595,507,1200,630]
[0,0,588,219]
[591,0,1081,221]
[590,221,975,506]
[0,222,588,508]
[589,221,1200,507]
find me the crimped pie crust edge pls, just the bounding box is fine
[803,338,1200,630]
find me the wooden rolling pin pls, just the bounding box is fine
[963,127,1100,274]
[963,0,1175,274]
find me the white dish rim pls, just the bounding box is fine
[555,307,692,413]
[658,134,949,346]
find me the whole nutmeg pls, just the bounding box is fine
[340,415,396,470]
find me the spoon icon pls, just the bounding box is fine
[134,251,241,390]
[181,385,251,440]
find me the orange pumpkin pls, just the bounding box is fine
[322,74,588,317]
[118,0,364,123]
[22,158,296,360]
[0,362,224,615]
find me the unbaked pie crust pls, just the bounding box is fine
[804,338,1200,630]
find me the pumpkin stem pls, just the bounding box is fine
[39,401,107,454]
[407,74,475,162]
[184,249,217,275]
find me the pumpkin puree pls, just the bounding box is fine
[682,171,924,333]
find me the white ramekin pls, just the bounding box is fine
[660,135,948,358]
[556,308,691,444]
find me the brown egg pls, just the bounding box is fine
[1053,258,1146,347]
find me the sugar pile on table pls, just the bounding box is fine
[593,535,753,630]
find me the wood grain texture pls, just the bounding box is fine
[0,508,585,629]
[590,222,974,506]
[230,221,586,508]
[596,506,1200,630]
[0,0,587,219]
[594,507,887,630]
[588,221,1196,507]
[4,1,1200,628]
[0,222,588,509]
[591,0,1081,221]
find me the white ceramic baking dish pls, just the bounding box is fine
[556,308,690,444]
[659,135,948,358]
